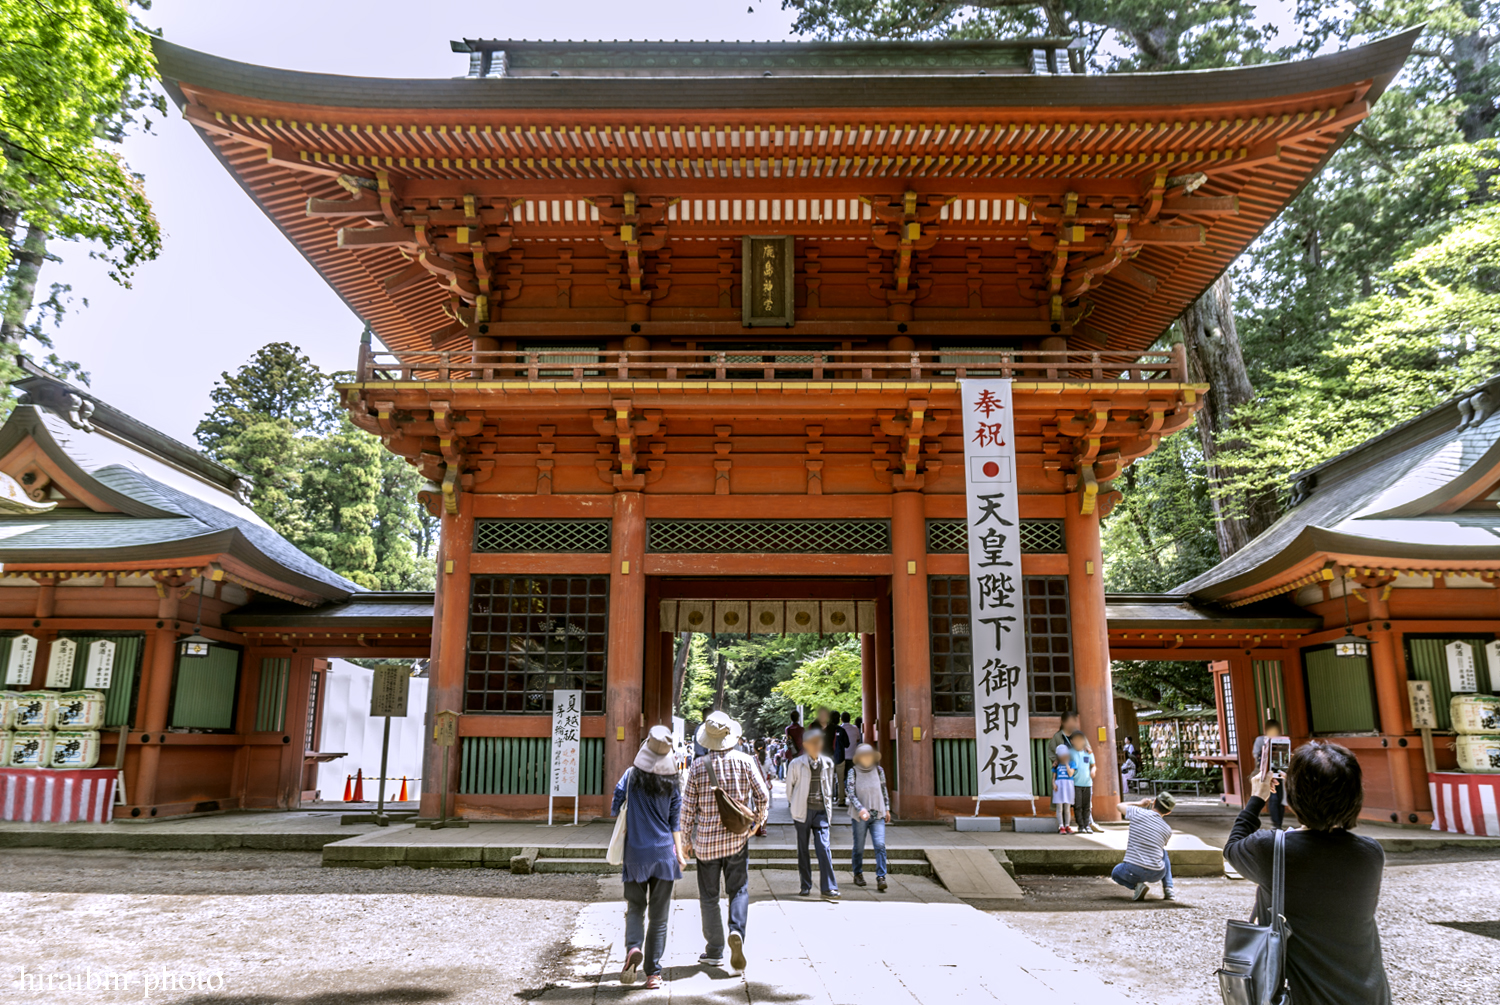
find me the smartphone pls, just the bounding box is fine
[1267,737,1291,773]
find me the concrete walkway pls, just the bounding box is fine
[540,871,1133,1005]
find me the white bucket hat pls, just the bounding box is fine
[633,725,679,775]
[695,710,744,752]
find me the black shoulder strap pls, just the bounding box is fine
[1271,827,1286,935]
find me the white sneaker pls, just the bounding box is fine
[1131,882,1149,902]
[621,947,643,984]
[728,931,746,972]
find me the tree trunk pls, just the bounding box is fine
[1,222,47,344]
[670,632,691,715]
[1178,272,1279,559]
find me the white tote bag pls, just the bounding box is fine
[606,769,631,866]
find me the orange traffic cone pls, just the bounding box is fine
[397,776,408,801]
[342,774,352,801]
[352,769,364,802]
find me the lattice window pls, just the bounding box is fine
[646,519,890,553]
[474,520,612,553]
[928,575,1074,716]
[925,518,1065,554]
[1220,672,1238,755]
[466,576,609,714]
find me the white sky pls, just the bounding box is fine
[44,0,1295,445]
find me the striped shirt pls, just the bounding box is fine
[680,749,770,862]
[1121,804,1174,871]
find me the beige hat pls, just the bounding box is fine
[695,710,743,752]
[851,743,880,766]
[633,725,679,775]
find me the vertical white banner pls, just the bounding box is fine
[961,379,1032,801]
[4,634,38,687]
[44,638,78,689]
[550,689,583,798]
[83,640,116,690]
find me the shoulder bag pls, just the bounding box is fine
[605,769,631,866]
[1216,828,1292,1005]
[708,752,757,835]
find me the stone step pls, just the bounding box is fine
[530,857,932,876]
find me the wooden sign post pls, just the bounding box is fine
[426,709,467,830]
[1408,680,1438,774]
[548,689,583,826]
[345,666,411,827]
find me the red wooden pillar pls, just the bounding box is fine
[859,633,878,746]
[1064,497,1120,820]
[891,489,933,818]
[1364,585,1416,821]
[1228,653,1260,796]
[606,489,646,792]
[132,627,177,811]
[874,591,896,773]
[420,492,473,818]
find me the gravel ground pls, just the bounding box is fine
[0,849,601,1005]
[993,849,1500,1005]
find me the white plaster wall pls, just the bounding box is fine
[315,659,428,801]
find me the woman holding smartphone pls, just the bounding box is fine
[1251,718,1289,829]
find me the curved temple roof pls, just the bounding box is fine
[152,32,1417,356]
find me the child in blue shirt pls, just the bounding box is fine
[1052,743,1075,833]
[1070,731,1099,833]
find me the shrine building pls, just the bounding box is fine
[145,30,1416,821]
[1111,378,1500,829]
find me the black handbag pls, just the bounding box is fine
[1216,828,1292,1005]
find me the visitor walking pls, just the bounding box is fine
[681,711,768,974]
[845,743,890,891]
[786,727,839,901]
[1052,744,1076,833]
[612,726,687,990]
[1251,718,1289,829]
[1109,791,1177,901]
[785,711,804,759]
[1224,742,1391,1005]
[1070,731,1100,833]
[832,711,852,805]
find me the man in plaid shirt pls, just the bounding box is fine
[682,711,769,973]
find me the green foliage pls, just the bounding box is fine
[1111,660,1215,709]
[196,342,436,591]
[781,1,1282,71]
[676,632,835,737]
[1101,433,1220,592]
[772,637,863,716]
[0,0,162,278]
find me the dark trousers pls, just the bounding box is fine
[1268,788,1285,829]
[696,845,749,958]
[623,876,674,976]
[1073,784,1093,830]
[795,809,838,894]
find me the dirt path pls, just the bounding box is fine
[0,849,601,1004]
[992,849,1500,1005]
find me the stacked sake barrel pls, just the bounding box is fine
[1451,694,1500,773]
[0,690,105,769]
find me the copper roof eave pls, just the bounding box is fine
[151,31,1417,111]
[1197,526,1500,604]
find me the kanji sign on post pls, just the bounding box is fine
[433,709,459,747]
[550,689,583,798]
[83,640,116,690]
[961,379,1032,802]
[4,634,38,686]
[369,666,410,718]
[44,638,77,689]
[1446,641,1479,694]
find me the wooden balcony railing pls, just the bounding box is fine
[352,343,1188,385]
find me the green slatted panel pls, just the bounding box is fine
[934,738,1049,798]
[170,646,241,730]
[256,658,291,732]
[61,635,143,728]
[460,736,605,795]
[1252,660,1287,733]
[1304,646,1378,734]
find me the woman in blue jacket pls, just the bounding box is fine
[612,726,687,989]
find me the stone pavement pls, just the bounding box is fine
[541,871,1133,1005]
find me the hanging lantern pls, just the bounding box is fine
[178,634,213,658]
[1333,631,1370,659]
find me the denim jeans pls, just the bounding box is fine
[696,845,749,958]
[1110,852,1174,893]
[795,809,838,894]
[850,815,887,879]
[623,876,674,975]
